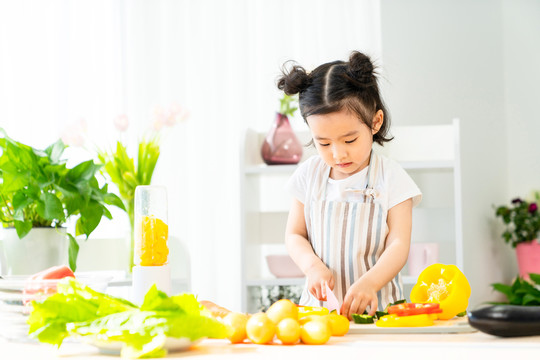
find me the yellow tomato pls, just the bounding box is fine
[300,319,331,345]
[222,312,248,344]
[276,318,301,345]
[266,299,299,324]
[246,312,275,344]
[299,314,328,325]
[325,314,350,336]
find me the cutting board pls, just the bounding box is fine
[348,317,476,334]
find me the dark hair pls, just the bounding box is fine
[277,51,392,145]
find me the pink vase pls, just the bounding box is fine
[516,239,540,279]
[261,113,303,165]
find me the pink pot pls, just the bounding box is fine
[516,239,540,279]
[265,255,304,278]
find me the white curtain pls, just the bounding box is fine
[0,0,381,310]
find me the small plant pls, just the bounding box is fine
[0,129,124,270]
[491,273,540,305]
[495,193,540,248]
[278,93,298,118]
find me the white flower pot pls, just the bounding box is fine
[0,227,68,275]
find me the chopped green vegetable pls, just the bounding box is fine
[375,311,388,319]
[386,299,407,308]
[352,314,375,324]
[456,311,467,317]
[28,278,227,358]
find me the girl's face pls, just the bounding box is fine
[307,108,383,180]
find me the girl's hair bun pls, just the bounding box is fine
[277,61,310,95]
[348,51,376,85]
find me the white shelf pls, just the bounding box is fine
[400,160,454,170]
[246,277,306,287]
[245,160,454,175]
[245,164,298,174]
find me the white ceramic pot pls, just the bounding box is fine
[0,227,68,275]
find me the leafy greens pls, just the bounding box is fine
[28,278,227,358]
[491,273,540,306]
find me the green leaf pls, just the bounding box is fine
[45,140,65,164]
[140,285,181,312]
[103,193,126,211]
[67,160,100,183]
[76,200,103,237]
[41,192,66,222]
[491,283,513,298]
[529,273,540,285]
[14,220,33,238]
[12,192,32,221]
[0,170,27,193]
[67,234,80,272]
[522,294,540,305]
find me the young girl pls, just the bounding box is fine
[279,51,422,319]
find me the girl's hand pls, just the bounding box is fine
[306,262,334,301]
[340,278,378,320]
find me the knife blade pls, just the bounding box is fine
[324,283,340,315]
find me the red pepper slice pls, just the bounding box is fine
[23,265,75,304]
[387,303,442,316]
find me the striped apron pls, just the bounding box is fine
[299,151,403,311]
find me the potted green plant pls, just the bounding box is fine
[0,129,124,273]
[495,192,540,279]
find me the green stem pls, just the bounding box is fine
[0,193,14,221]
[127,199,135,272]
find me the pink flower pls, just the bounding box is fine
[164,105,180,126]
[529,203,538,213]
[151,103,189,131]
[61,118,87,147]
[114,114,129,132]
[152,118,165,131]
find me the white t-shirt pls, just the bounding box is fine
[287,153,422,217]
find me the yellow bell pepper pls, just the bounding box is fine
[297,305,330,318]
[376,314,434,327]
[410,264,471,320]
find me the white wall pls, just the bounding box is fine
[503,0,540,196]
[380,0,540,307]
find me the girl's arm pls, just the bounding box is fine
[340,198,413,319]
[285,198,334,301]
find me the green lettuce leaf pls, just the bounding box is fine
[28,278,227,358]
[27,278,137,346]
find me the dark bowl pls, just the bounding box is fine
[468,304,540,337]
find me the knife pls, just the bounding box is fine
[324,283,340,315]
